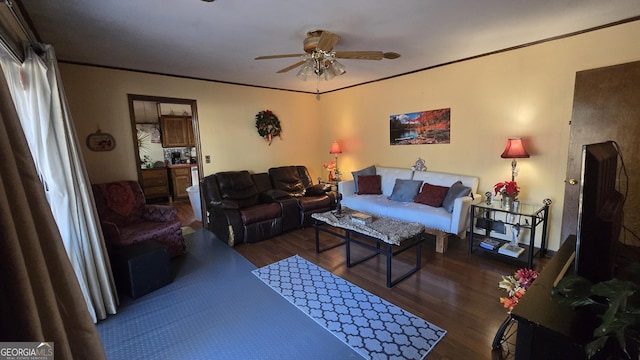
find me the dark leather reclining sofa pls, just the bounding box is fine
[201,165,336,246]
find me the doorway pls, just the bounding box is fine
[127,94,204,225]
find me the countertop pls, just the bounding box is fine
[166,164,198,169]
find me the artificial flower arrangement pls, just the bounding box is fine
[323,160,336,180]
[323,160,336,172]
[499,268,538,313]
[494,181,520,199]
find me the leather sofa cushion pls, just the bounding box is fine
[298,196,331,211]
[269,166,306,196]
[215,171,260,208]
[295,166,314,188]
[240,202,281,225]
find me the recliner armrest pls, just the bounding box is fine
[304,184,329,196]
[218,199,240,210]
[260,189,292,202]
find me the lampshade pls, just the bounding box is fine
[329,141,342,154]
[500,138,530,159]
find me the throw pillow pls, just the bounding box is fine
[442,180,472,213]
[388,179,423,202]
[414,183,450,207]
[351,165,376,193]
[357,175,382,195]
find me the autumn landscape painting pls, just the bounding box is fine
[389,108,451,145]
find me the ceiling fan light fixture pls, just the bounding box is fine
[296,59,316,81]
[324,66,335,80]
[295,67,307,81]
[330,60,346,76]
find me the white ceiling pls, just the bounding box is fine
[19,0,640,94]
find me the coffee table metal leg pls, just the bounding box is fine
[386,244,393,288]
[314,221,320,252]
[388,235,424,287]
[314,220,346,253]
[346,230,351,266]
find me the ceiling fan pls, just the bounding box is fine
[255,30,400,81]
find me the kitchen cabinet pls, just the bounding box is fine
[160,116,194,147]
[169,166,193,199]
[141,168,170,201]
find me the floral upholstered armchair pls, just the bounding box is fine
[91,181,186,257]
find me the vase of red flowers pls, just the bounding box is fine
[494,181,519,210]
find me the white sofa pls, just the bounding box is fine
[338,166,481,253]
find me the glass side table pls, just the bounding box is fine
[468,199,550,268]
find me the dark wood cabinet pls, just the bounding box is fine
[510,236,588,359]
[160,116,194,147]
[141,168,170,200]
[169,166,193,199]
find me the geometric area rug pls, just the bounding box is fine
[252,255,447,360]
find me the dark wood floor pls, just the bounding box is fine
[172,200,551,360]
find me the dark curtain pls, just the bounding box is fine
[0,63,106,358]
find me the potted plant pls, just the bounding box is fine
[552,263,640,359]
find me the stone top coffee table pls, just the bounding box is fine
[312,208,425,287]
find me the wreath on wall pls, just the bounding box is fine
[255,110,282,145]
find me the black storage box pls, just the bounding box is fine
[110,240,172,299]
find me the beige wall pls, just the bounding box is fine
[318,21,640,251]
[60,20,640,251]
[61,65,322,182]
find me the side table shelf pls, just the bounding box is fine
[468,200,550,268]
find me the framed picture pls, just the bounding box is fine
[390,108,451,145]
[86,130,116,151]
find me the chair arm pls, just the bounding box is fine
[450,193,482,238]
[99,221,122,245]
[338,180,355,195]
[142,204,177,222]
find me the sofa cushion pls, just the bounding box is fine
[442,181,472,213]
[269,166,306,196]
[414,183,449,207]
[357,175,382,195]
[388,179,423,202]
[240,202,281,225]
[215,171,260,208]
[411,171,480,195]
[376,167,415,195]
[260,189,291,202]
[351,165,376,193]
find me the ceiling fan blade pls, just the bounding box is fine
[383,52,401,59]
[334,51,385,60]
[255,53,306,60]
[276,60,306,73]
[316,31,341,51]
